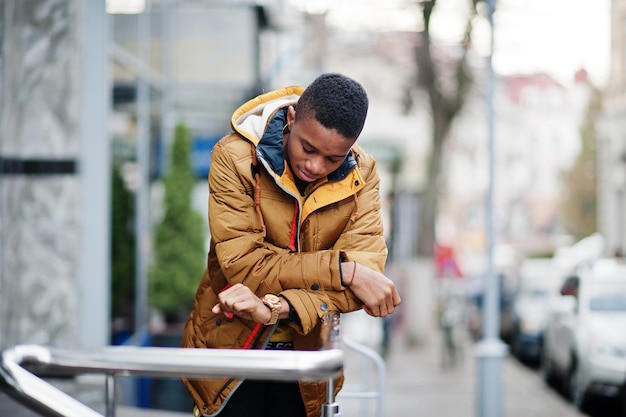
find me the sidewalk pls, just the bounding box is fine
[340,325,588,417]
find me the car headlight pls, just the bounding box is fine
[591,339,626,359]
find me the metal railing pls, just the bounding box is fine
[0,344,344,417]
[339,337,385,417]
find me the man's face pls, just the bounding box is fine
[284,106,355,183]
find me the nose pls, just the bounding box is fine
[305,157,325,176]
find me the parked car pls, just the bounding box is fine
[509,258,568,363]
[540,258,626,412]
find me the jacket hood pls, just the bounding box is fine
[231,86,304,145]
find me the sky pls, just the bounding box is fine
[290,0,612,88]
[491,0,611,87]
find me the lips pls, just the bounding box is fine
[297,169,317,182]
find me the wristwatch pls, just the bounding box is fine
[262,294,281,325]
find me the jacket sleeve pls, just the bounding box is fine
[208,139,387,311]
[319,152,388,316]
[330,151,388,271]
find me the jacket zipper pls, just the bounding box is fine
[258,155,303,252]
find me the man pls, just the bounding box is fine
[181,73,401,417]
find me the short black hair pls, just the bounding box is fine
[296,73,369,140]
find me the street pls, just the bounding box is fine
[340,323,624,417]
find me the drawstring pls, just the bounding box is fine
[350,148,361,223]
[289,202,298,252]
[251,145,267,237]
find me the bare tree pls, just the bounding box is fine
[561,89,600,241]
[404,0,480,256]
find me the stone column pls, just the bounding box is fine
[0,0,110,349]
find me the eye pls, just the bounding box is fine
[302,145,314,154]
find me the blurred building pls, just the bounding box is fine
[109,0,312,176]
[444,71,593,263]
[598,0,626,258]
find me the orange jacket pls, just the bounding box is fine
[180,86,388,417]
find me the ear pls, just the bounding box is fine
[286,105,296,129]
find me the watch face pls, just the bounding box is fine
[265,294,280,304]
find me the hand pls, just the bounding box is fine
[212,284,272,324]
[342,262,401,318]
